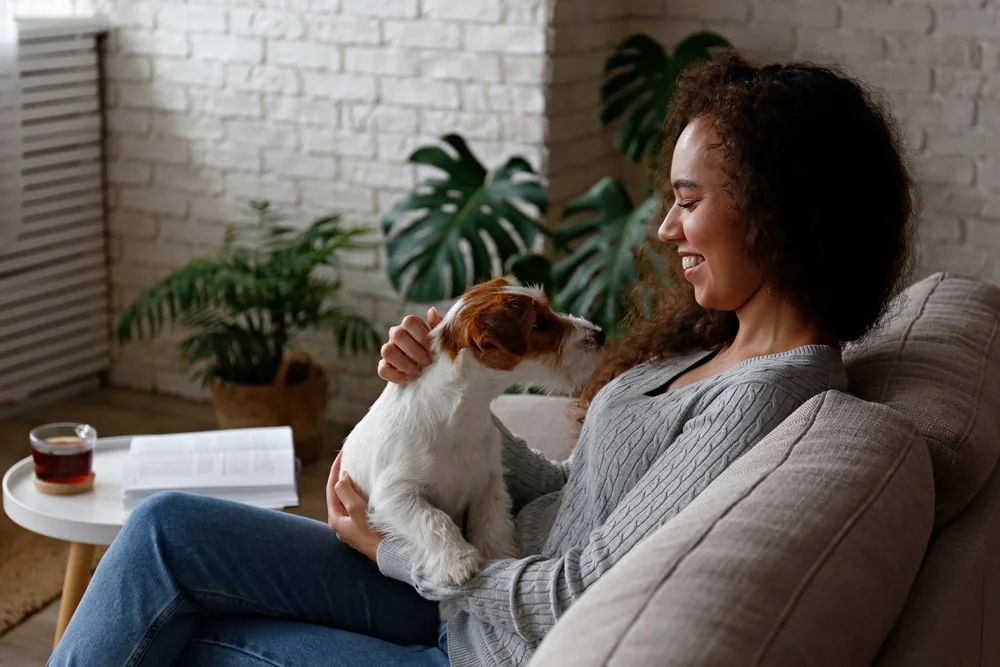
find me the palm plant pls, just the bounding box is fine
[381,31,731,337]
[549,180,660,332]
[117,201,380,387]
[601,32,732,171]
[547,31,731,332]
[381,134,548,302]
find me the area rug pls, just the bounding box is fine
[0,516,77,635]
[0,441,338,636]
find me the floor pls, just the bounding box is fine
[0,385,345,666]
[0,602,57,667]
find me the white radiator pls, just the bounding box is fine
[0,17,109,405]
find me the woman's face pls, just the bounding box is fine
[658,116,764,312]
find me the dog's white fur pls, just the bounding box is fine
[339,278,603,586]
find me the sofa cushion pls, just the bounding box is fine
[874,454,1000,667]
[491,394,578,462]
[844,271,1000,528]
[529,391,935,667]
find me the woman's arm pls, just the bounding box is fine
[493,414,571,514]
[377,381,802,645]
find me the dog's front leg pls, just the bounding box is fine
[466,469,519,561]
[370,485,482,587]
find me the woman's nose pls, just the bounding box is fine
[658,205,682,243]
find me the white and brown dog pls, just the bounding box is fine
[339,276,605,585]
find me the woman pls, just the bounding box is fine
[49,52,914,667]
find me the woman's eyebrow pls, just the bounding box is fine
[672,179,699,189]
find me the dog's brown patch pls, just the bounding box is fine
[438,277,569,371]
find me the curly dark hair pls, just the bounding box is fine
[576,50,916,412]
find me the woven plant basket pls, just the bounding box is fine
[211,351,329,464]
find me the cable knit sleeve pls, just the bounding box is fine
[377,380,801,645]
[492,413,570,514]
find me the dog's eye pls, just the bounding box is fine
[533,316,551,331]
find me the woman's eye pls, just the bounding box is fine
[677,200,697,210]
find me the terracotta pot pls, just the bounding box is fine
[211,351,329,465]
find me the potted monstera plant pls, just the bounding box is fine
[117,201,380,464]
[381,31,731,336]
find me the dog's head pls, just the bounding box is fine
[437,276,605,392]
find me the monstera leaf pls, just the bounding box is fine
[551,178,659,334]
[505,252,553,296]
[381,134,548,303]
[601,31,731,168]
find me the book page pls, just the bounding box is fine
[128,427,293,455]
[123,427,296,492]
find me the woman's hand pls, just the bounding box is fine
[327,451,383,561]
[378,307,443,384]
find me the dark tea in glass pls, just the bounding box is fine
[30,423,96,485]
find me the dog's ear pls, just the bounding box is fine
[467,299,531,370]
[472,310,529,357]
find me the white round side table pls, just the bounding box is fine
[2,435,132,648]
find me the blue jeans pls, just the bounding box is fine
[48,491,449,667]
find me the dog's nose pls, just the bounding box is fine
[593,328,606,346]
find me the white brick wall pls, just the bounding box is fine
[14,0,550,426]
[16,0,1000,426]
[635,0,1000,286]
[546,1,630,214]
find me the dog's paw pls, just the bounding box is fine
[423,546,483,587]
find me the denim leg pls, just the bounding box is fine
[174,617,449,667]
[48,491,441,667]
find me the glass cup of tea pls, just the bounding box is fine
[30,422,97,490]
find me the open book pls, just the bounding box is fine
[122,427,300,512]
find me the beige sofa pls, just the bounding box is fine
[489,271,1000,667]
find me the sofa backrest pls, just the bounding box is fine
[490,393,579,462]
[529,391,935,667]
[844,272,1000,528]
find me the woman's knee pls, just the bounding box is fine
[128,490,209,526]
[118,491,215,550]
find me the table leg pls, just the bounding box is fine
[52,542,96,649]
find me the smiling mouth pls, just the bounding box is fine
[681,255,704,270]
